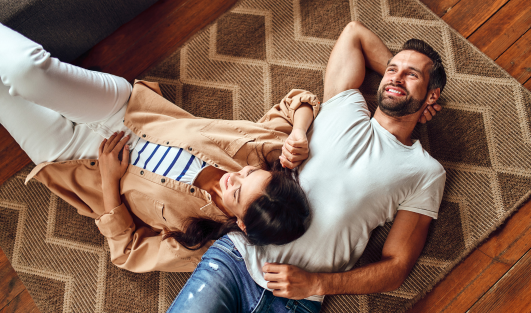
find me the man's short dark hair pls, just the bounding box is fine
[400,39,447,93]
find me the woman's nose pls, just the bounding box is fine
[232,172,243,185]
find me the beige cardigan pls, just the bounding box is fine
[26,81,320,273]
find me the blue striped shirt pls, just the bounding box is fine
[131,138,208,185]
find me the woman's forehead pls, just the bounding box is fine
[242,170,271,202]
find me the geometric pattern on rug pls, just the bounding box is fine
[0,168,192,313]
[1,0,530,312]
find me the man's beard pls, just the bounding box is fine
[377,84,426,117]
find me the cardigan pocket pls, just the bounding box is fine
[128,190,166,228]
[200,121,255,157]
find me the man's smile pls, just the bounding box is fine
[385,86,407,96]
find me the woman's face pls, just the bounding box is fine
[220,166,271,231]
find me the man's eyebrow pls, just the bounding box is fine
[408,66,424,77]
[408,66,422,73]
[388,63,424,76]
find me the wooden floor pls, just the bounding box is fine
[0,0,529,311]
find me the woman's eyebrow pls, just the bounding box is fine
[238,169,257,203]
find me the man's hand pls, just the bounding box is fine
[418,104,442,124]
[263,263,320,299]
[279,128,309,169]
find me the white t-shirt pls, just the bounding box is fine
[229,89,446,302]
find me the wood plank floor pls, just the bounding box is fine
[0,0,529,311]
[0,249,39,312]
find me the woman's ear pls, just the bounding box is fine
[236,219,247,234]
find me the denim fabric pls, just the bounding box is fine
[167,235,321,313]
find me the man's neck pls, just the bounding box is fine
[373,108,418,146]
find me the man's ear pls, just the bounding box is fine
[425,88,440,105]
[237,219,247,234]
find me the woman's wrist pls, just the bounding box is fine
[102,179,122,213]
[292,104,313,132]
[102,176,120,188]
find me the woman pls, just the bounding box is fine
[0,23,319,273]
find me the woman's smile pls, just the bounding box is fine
[220,172,230,194]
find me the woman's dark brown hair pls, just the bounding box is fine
[163,157,311,250]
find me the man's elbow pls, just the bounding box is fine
[384,276,407,292]
[344,21,365,36]
[382,260,412,292]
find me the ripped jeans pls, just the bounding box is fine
[167,235,321,313]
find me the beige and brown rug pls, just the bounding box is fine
[2,0,531,312]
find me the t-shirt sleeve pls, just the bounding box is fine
[397,170,446,219]
[322,89,371,118]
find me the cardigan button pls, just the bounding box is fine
[166,141,170,145]
[188,147,193,151]
[161,178,166,183]
[190,187,195,193]
[140,171,144,175]
[90,162,95,166]
[214,164,219,168]
[142,134,146,138]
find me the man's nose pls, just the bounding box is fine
[391,77,404,85]
[394,70,406,83]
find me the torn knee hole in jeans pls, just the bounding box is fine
[186,284,206,301]
[208,262,219,270]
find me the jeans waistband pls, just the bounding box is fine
[212,235,242,258]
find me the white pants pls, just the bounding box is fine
[0,23,136,165]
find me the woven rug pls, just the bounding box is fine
[2,0,531,312]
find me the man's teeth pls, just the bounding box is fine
[389,89,401,94]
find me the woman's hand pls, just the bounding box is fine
[98,131,131,183]
[98,132,130,213]
[280,128,309,169]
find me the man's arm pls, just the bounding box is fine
[323,21,392,103]
[263,210,432,299]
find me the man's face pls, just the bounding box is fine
[377,50,433,117]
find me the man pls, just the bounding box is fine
[168,21,446,312]
[260,21,446,299]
